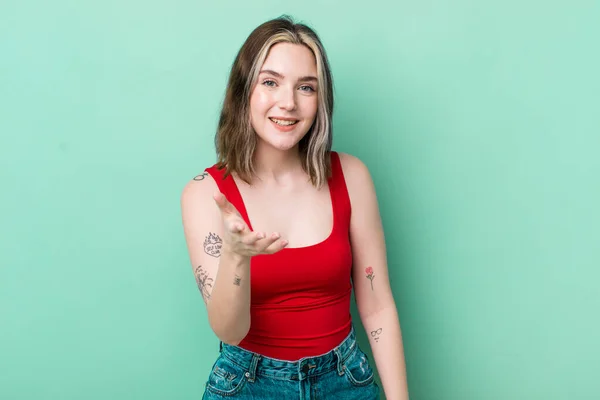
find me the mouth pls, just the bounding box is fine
[269,117,299,127]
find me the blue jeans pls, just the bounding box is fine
[202,327,380,399]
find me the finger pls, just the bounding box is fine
[213,192,238,216]
[260,234,288,253]
[236,223,247,234]
[229,221,246,234]
[255,232,280,249]
[241,231,265,245]
[262,239,289,254]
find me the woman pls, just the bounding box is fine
[181,15,409,399]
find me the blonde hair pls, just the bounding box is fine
[215,15,334,188]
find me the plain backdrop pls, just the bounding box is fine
[1,1,599,399]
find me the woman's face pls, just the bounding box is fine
[249,42,319,152]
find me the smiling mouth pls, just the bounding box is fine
[269,117,299,126]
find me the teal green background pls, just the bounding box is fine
[2,1,599,399]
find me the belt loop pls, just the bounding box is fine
[333,347,345,376]
[245,353,260,383]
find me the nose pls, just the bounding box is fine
[277,85,296,111]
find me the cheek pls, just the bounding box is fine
[304,98,318,119]
[250,90,272,115]
[249,91,273,131]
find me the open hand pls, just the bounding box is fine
[213,191,288,258]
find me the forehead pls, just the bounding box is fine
[261,42,317,76]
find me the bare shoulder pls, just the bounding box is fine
[180,169,222,260]
[336,152,375,198]
[337,151,369,174]
[181,171,219,211]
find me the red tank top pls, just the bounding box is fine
[205,151,353,361]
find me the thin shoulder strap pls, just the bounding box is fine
[205,165,254,230]
[329,151,352,229]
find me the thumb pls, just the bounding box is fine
[213,191,236,215]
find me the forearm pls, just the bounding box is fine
[207,250,251,345]
[362,306,409,400]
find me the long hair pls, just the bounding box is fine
[215,15,334,188]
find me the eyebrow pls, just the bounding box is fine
[259,69,318,83]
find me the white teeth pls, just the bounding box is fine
[270,118,298,126]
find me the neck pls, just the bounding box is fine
[252,142,304,184]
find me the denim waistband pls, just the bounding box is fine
[219,327,358,382]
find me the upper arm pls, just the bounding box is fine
[180,172,224,305]
[339,153,395,317]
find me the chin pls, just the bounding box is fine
[258,129,309,151]
[265,138,302,152]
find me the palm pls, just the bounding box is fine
[213,191,287,256]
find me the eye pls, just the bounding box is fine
[299,85,315,92]
[262,79,277,87]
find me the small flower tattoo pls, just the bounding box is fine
[365,266,375,290]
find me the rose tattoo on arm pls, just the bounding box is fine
[365,266,375,290]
